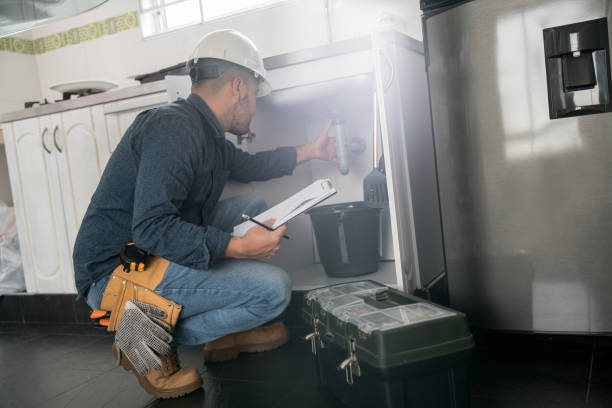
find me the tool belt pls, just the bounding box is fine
[96,256,182,332]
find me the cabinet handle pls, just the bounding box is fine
[41,128,51,154]
[52,125,62,153]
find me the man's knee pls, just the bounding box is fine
[271,272,292,311]
[242,193,268,215]
[257,266,292,316]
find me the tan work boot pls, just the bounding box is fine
[203,322,290,363]
[113,344,202,399]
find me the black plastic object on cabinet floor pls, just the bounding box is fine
[307,202,382,278]
[303,280,474,408]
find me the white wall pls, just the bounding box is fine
[32,0,332,102]
[0,32,42,114]
[0,32,42,206]
[2,0,423,108]
[29,0,422,102]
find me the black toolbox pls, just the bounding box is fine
[302,281,474,408]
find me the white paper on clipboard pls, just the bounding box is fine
[232,178,336,237]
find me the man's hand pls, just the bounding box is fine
[296,120,337,165]
[223,219,287,259]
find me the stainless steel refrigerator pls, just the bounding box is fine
[421,0,612,333]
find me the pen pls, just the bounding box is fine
[241,214,290,240]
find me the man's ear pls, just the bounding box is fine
[229,76,243,103]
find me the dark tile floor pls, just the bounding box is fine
[470,332,611,408]
[0,322,344,408]
[1,309,611,407]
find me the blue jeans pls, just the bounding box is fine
[86,193,292,346]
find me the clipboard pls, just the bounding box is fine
[232,178,337,237]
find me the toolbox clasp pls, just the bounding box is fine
[338,337,361,385]
[304,316,325,355]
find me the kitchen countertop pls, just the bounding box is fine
[0,80,167,123]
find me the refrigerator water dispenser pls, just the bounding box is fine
[544,17,612,118]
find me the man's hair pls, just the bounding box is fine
[190,59,253,94]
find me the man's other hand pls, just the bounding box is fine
[223,219,287,259]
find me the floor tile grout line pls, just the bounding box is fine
[0,334,112,371]
[584,337,596,406]
[200,376,315,386]
[143,397,164,408]
[39,365,118,405]
[101,386,156,408]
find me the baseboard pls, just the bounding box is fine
[0,293,90,323]
[0,291,307,326]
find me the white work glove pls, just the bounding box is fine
[114,299,173,376]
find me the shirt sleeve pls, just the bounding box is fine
[224,140,297,183]
[130,116,230,269]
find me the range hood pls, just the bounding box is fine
[0,0,109,38]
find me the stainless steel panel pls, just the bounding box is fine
[374,32,446,295]
[425,0,612,332]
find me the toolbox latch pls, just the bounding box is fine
[304,316,325,355]
[338,337,361,385]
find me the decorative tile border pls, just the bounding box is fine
[0,11,138,56]
[0,37,35,54]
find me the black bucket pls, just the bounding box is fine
[307,201,382,277]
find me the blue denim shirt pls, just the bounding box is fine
[73,93,297,297]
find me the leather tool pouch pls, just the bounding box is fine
[100,256,182,332]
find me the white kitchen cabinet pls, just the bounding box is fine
[2,117,74,293]
[102,92,168,155]
[2,94,167,294]
[55,106,108,254]
[3,106,109,293]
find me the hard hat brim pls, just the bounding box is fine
[256,78,272,98]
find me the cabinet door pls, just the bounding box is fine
[56,107,107,253]
[103,108,140,155]
[102,92,168,155]
[4,117,74,293]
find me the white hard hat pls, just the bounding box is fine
[188,29,271,97]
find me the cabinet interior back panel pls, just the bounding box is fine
[220,74,383,275]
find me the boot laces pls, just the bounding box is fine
[163,349,181,374]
